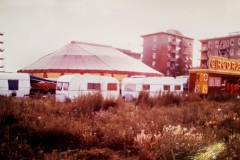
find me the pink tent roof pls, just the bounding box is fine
[18,41,163,76]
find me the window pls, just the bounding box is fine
[168,36,173,42]
[208,41,212,48]
[124,84,136,91]
[152,61,156,67]
[8,80,18,90]
[230,49,234,56]
[238,48,240,55]
[226,40,230,47]
[230,39,234,46]
[153,35,157,42]
[163,85,170,91]
[56,82,63,91]
[153,44,156,50]
[142,84,150,90]
[152,53,156,59]
[215,41,219,48]
[107,83,118,91]
[167,62,170,67]
[167,53,171,59]
[63,82,69,91]
[174,85,181,90]
[166,70,170,76]
[87,83,100,90]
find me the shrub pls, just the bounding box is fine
[1,95,240,159]
[70,93,104,116]
[207,92,236,102]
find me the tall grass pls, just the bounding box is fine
[0,93,240,159]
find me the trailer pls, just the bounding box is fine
[121,77,146,101]
[0,72,30,97]
[143,77,183,97]
[56,74,120,102]
[121,76,183,101]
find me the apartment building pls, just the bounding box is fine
[200,32,240,69]
[141,29,193,76]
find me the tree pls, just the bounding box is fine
[174,56,187,77]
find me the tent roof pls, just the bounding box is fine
[18,41,163,76]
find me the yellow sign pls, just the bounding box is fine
[202,85,208,94]
[209,56,240,72]
[195,72,208,94]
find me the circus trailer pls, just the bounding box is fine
[142,77,183,97]
[189,56,240,96]
[56,74,119,102]
[121,76,146,101]
[0,72,30,97]
[121,76,182,101]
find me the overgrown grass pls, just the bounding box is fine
[0,93,240,159]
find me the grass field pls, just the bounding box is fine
[1,92,240,159]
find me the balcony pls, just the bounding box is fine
[200,56,208,61]
[169,40,177,46]
[170,66,176,70]
[169,58,177,62]
[219,45,229,50]
[182,51,188,55]
[170,49,177,54]
[200,46,209,52]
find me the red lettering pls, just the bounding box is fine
[210,59,215,69]
[231,62,236,70]
[217,60,222,69]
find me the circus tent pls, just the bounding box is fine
[18,41,163,81]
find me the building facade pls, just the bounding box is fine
[200,32,240,69]
[141,29,193,76]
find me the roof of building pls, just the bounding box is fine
[18,41,163,76]
[141,29,193,40]
[200,32,240,42]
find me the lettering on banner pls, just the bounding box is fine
[209,56,240,72]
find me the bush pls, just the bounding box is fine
[207,92,236,102]
[135,91,182,107]
[1,95,240,159]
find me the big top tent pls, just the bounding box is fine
[18,41,163,81]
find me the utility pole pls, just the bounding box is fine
[0,33,4,72]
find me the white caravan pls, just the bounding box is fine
[121,76,183,101]
[142,77,183,97]
[0,72,30,97]
[121,77,146,101]
[56,74,119,102]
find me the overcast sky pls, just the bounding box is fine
[1,0,240,72]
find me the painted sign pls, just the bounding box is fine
[209,56,240,72]
[195,72,208,94]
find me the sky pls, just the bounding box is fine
[1,0,240,72]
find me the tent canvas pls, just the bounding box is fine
[18,41,163,77]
